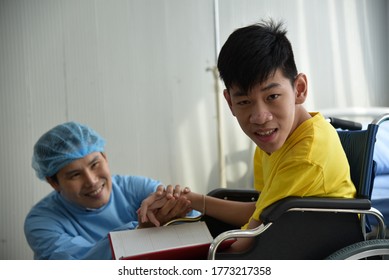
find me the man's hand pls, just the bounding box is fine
[138,184,191,227]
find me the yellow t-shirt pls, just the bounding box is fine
[244,112,356,229]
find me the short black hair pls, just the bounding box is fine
[217,19,298,93]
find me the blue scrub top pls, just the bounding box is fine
[24,175,199,259]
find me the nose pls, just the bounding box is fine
[249,107,273,124]
[84,170,98,187]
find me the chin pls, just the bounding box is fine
[87,201,108,210]
[258,143,283,154]
[85,194,110,209]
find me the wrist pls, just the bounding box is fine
[201,194,206,215]
[186,192,205,213]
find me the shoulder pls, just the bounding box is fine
[25,191,61,218]
[111,174,160,187]
[24,191,69,234]
[109,175,162,209]
[111,174,161,194]
[285,113,340,159]
[295,113,336,141]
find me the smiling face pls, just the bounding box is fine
[47,152,112,209]
[224,69,311,154]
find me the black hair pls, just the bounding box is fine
[217,19,298,93]
[49,174,58,184]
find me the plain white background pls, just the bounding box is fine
[0,0,388,259]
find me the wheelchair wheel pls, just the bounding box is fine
[326,239,389,260]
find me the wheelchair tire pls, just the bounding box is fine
[325,239,389,260]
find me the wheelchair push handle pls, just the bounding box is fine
[327,117,362,131]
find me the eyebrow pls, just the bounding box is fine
[231,90,248,97]
[231,82,281,97]
[260,82,281,92]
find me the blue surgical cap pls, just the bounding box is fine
[32,122,106,180]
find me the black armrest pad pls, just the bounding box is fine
[260,197,371,223]
[207,188,260,202]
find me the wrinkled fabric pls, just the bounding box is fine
[24,175,159,259]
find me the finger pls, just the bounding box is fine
[137,208,147,223]
[146,210,160,227]
[176,196,191,211]
[166,197,190,220]
[182,186,191,194]
[157,197,176,217]
[178,197,192,217]
[138,194,155,223]
[139,189,171,221]
[139,200,149,223]
[155,197,192,225]
[155,185,165,196]
[173,185,182,198]
[165,185,174,199]
[144,196,168,212]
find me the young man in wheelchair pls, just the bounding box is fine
[139,19,356,254]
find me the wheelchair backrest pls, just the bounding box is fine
[336,124,378,199]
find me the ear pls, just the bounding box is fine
[223,89,236,116]
[294,73,308,105]
[46,176,61,192]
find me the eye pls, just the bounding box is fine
[267,94,280,101]
[91,161,100,169]
[69,173,80,180]
[235,99,251,106]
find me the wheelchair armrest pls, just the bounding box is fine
[204,188,259,238]
[260,197,371,223]
[207,188,259,202]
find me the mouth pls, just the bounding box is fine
[252,128,278,146]
[255,128,277,137]
[86,183,105,198]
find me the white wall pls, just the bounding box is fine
[0,0,388,259]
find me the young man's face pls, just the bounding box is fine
[47,152,112,209]
[224,69,310,154]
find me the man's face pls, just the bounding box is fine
[224,69,308,154]
[48,152,112,209]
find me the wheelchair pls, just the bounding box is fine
[203,113,389,260]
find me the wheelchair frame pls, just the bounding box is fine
[206,113,389,260]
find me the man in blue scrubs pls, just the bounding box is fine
[24,122,194,259]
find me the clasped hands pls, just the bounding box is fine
[137,185,191,228]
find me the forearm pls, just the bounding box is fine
[26,228,113,260]
[186,192,256,227]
